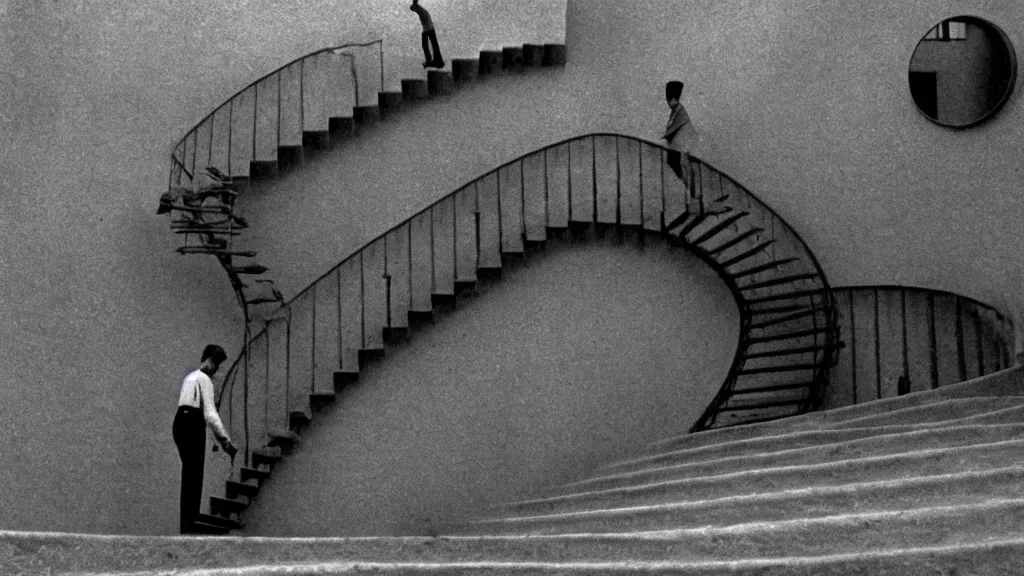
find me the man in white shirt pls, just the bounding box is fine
[173,344,237,534]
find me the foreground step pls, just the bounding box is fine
[499,439,1024,513]
[14,526,1024,574]
[651,392,1024,453]
[592,423,1024,480]
[825,397,1024,429]
[464,466,1024,535]
[650,367,1024,452]
[55,539,1024,575]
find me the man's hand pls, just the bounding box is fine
[222,440,238,460]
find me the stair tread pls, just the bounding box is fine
[496,445,1024,519]
[706,228,764,256]
[469,466,1024,535]
[730,258,800,279]
[719,397,808,411]
[736,362,822,374]
[595,423,1024,482]
[739,272,822,291]
[744,326,832,344]
[746,287,831,304]
[730,381,815,395]
[689,212,750,245]
[195,513,242,530]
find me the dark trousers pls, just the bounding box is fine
[173,406,206,534]
[421,30,442,63]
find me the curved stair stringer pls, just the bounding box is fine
[666,157,842,432]
[158,41,569,341]
[197,133,835,534]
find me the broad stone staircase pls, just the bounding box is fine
[8,368,1024,574]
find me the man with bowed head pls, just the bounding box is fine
[411,0,445,69]
[173,344,237,534]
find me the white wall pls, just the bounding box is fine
[251,1,1024,327]
[242,238,738,536]
[560,0,1024,323]
[0,0,565,535]
[5,0,1024,536]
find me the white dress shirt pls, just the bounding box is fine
[178,369,230,441]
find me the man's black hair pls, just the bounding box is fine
[666,81,684,101]
[201,344,228,365]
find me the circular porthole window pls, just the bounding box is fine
[908,16,1017,128]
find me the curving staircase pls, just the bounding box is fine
[664,159,840,431]
[159,40,567,326]
[178,133,841,535]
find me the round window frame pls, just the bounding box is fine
[908,15,1018,129]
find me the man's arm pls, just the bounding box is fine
[198,374,235,454]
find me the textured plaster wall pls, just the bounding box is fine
[7,0,1024,538]
[0,0,565,535]
[560,0,1024,326]
[254,0,1024,330]
[242,239,738,536]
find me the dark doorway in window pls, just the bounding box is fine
[908,71,938,118]
[908,16,1017,128]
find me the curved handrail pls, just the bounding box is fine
[171,39,384,167]
[283,133,835,310]
[204,132,844,527]
[833,284,1014,326]
[216,132,838,421]
[828,284,1016,397]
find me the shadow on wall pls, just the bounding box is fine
[241,236,739,537]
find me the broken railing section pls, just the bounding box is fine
[157,175,284,323]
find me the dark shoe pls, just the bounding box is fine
[429,58,445,69]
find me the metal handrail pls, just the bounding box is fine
[832,284,1015,329]
[216,132,839,434]
[170,39,384,159]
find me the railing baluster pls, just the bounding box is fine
[277,73,282,155]
[285,309,291,430]
[614,138,621,230]
[189,131,197,183]
[264,323,270,437]
[252,81,258,163]
[243,332,250,468]
[227,100,233,176]
[337,269,343,374]
[360,251,366,351]
[311,285,317,394]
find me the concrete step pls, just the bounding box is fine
[602,420,1024,477]
[825,397,1024,430]
[650,378,1024,452]
[465,466,1024,535]
[500,439,1024,514]
[14,506,1024,572]
[596,423,1024,478]
[123,540,1024,575]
